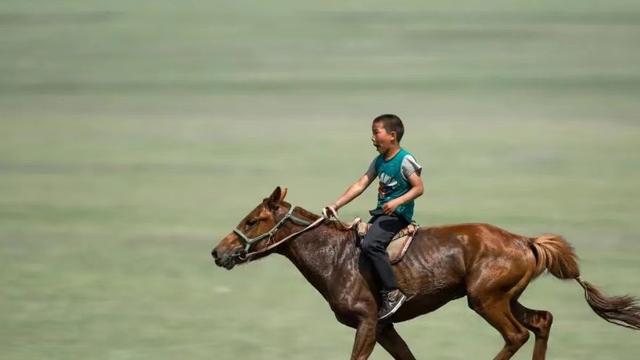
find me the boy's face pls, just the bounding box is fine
[371,122,396,154]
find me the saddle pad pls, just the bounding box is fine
[357,222,418,264]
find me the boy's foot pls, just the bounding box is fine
[378,289,407,320]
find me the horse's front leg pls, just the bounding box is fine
[376,324,417,360]
[351,318,377,360]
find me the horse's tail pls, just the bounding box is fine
[530,234,640,330]
[529,234,579,279]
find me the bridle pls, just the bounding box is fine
[232,205,325,261]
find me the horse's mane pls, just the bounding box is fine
[283,202,356,233]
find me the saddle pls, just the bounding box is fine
[355,221,419,264]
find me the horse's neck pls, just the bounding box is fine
[280,223,356,298]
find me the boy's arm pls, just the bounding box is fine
[328,173,375,211]
[382,171,424,215]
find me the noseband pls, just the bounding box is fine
[233,205,325,261]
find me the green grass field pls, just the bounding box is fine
[1,1,639,359]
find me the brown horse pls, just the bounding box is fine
[211,187,640,360]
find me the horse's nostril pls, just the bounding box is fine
[211,249,219,260]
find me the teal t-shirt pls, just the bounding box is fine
[366,148,422,223]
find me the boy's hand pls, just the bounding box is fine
[322,205,338,218]
[382,199,400,215]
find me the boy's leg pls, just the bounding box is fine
[361,214,410,319]
[361,214,407,291]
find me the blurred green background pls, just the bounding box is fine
[1,1,639,359]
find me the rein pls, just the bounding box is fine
[233,205,325,262]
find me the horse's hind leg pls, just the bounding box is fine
[376,324,417,360]
[511,301,553,360]
[469,296,530,360]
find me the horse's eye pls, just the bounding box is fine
[246,219,257,227]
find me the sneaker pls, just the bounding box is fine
[378,289,407,320]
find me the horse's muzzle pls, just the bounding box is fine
[211,248,245,270]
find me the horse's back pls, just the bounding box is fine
[420,222,534,256]
[397,223,536,294]
[425,223,537,291]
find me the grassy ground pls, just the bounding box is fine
[1,1,639,359]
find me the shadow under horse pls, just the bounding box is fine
[212,187,640,360]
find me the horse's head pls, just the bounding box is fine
[212,186,289,270]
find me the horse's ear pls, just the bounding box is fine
[267,186,282,209]
[267,186,286,210]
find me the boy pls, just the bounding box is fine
[324,114,424,320]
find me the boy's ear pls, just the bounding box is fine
[267,186,287,209]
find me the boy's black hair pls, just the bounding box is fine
[373,114,404,143]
